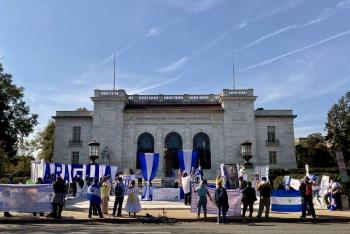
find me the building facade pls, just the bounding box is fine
[53,89,297,178]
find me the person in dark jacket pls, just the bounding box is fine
[256,177,271,218]
[112,176,126,217]
[239,176,248,190]
[242,181,257,217]
[299,176,316,219]
[215,181,229,224]
[50,176,66,219]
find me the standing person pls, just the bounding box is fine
[215,181,229,224]
[193,180,212,219]
[241,181,257,217]
[329,180,343,210]
[182,172,193,205]
[88,178,103,218]
[112,176,125,217]
[256,177,271,218]
[299,176,316,219]
[312,177,322,207]
[239,176,248,190]
[51,176,66,219]
[101,176,111,215]
[4,175,14,217]
[124,180,141,217]
[136,169,143,188]
[33,177,45,217]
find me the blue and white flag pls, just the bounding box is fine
[139,153,159,200]
[177,150,198,174]
[271,190,302,212]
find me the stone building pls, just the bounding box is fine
[53,88,297,178]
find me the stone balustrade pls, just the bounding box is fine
[93,89,253,104]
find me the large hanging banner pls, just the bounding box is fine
[0,184,53,212]
[191,187,242,216]
[139,153,159,200]
[31,160,118,183]
[177,150,198,174]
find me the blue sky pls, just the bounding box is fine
[0,0,349,137]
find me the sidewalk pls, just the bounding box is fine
[1,196,350,224]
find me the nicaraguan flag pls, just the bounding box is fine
[177,150,198,174]
[139,153,159,200]
[271,190,302,212]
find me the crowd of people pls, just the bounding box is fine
[1,170,346,223]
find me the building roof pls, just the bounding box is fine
[255,109,297,118]
[53,111,93,119]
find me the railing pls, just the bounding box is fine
[94,89,253,103]
[69,139,82,146]
[94,89,126,97]
[266,139,280,146]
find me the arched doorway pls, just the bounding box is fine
[193,132,211,169]
[136,132,154,169]
[164,132,182,173]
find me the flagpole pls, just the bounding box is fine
[232,52,235,90]
[113,53,116,91]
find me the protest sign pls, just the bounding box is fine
[152,188,180,201]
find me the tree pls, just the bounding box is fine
[76,107,88,111]
[326,92,350,165]
[0,63,38,159]
[16,139,36,171]
[295,133,335,168]
[36,120,55,162]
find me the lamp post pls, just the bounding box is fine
[241,141,253,167]
[88,141,100,164]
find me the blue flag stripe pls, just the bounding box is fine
[271,204,302,212]
[272,190,300,197]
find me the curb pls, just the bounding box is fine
[0,217,349,224]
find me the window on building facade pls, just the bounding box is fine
[267,126,276,143]
[71,152,79,164]
[164,132,183,169]
[193,132,211,169]
[269,151,277,165]
[136,132,154,169]
[72,126,81,143]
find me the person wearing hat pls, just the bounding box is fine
[299,176,316,219]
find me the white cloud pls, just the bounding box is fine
[165,0,227,12]
[236,0,305,29]
[157,57,189,74]
[238,29,350,73]
[145,19,182,38]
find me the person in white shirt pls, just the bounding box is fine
[182,172,193,205]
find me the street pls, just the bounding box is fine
[0,222,349,234]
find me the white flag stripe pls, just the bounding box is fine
[271,196,301,205]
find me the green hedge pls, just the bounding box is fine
[0,177,30,184]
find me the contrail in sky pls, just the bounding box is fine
[238,29,350,73]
